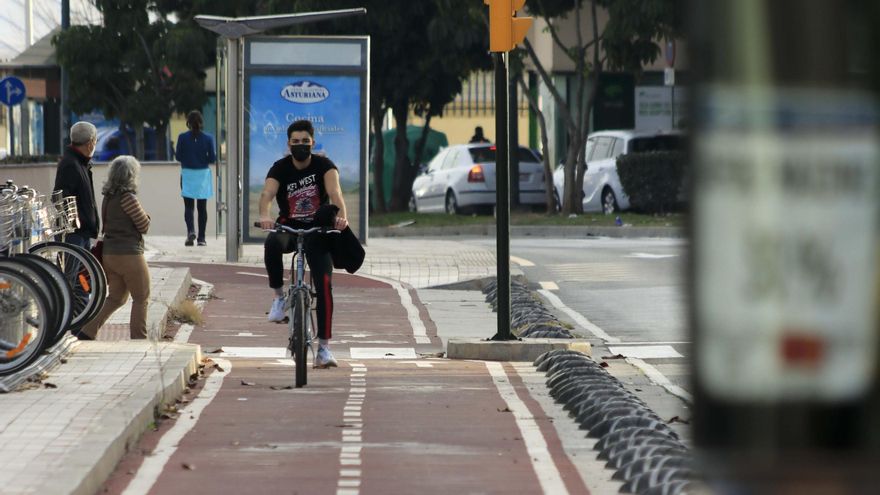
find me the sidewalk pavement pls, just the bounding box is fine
[0,234,684,494]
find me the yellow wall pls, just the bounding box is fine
[409,112,531,149]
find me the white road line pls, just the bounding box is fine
[398,360,434,368]
[537,289,620,343]
[236,271,268,277]
[536,291,690,402]
[625,253,678,259]
[539,281,559,291]
[609,341,691,346]
[122,358,232,495]
[356,274,431,344]
[338,368,365,495]
[510,256,535,267]
[607,345,683,359]
[486,362,569,495]
[626,357,693,403]
[349,347,417,359]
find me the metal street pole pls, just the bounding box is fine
[225,37,242,262]
[60,0,69,150]
[215,38,224,239]
[492,52,513,341]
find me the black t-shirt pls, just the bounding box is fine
[267,154,338,225]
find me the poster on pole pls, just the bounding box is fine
[243,36,369,243]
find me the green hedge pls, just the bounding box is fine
[617,151,687,214]
[0,154,60,165]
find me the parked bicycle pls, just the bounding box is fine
[256,222,339,387]
[0,181,106,375]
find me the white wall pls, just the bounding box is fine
[1,161,218,237]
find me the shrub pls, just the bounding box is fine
[0,154,60,165]
[617,151,687,214]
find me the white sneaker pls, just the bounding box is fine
[314,346,338,368]
[267,296,286,322]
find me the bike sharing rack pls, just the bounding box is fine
[196,10,369,262]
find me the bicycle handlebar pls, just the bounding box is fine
[253,222,340,235]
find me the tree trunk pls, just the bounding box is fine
[562,142,580,214]
[155,121,169,161]
[134,124,145,161]
[120,123,135,161]
[411,113,432,183]
[388,101,410,212]
[371,106,387,214]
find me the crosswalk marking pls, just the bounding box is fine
[545,262,637,282]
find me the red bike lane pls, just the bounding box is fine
[101,262,590,495]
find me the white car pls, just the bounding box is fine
[410,143,546,214]
[553,129,685,213]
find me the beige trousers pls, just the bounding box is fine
[81,253,151,339]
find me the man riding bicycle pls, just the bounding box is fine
[258,119,349,368]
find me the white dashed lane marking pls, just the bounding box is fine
[338,363,367,495]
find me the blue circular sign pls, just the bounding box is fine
[0,76,26,106]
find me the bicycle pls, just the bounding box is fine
[256,222,339,388]
[0,181,107,375]
[0,184,68,374]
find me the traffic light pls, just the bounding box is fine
[484,0,533,52]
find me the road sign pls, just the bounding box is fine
[0,76,26,106]
[665,40,675,67]
[664,67,675,86]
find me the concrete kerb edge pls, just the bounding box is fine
[147,267,193,340]
[36,343,202,495]
[446,337,592,362]
[370,225,683,239]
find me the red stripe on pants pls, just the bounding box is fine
[323,273,332,340]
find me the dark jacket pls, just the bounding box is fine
[314,204,366,274]
[54,147,99,238]
[331,226,366,274]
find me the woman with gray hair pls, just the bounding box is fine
[77,155,152,340]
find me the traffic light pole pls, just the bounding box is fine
[492,52,514,341]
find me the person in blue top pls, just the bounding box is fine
[175,111,216,246]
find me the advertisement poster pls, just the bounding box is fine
[244,74,362,240]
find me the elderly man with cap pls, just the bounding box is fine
[54,121,100,249]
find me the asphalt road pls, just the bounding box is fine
[468,236,693,401]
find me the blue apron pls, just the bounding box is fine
[180,168,213,199]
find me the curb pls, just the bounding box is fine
[447,337,592,362]
[371,224,683,239]
[147,267,192,340]
[34,342,202,495]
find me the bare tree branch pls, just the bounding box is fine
[522,37,576,133]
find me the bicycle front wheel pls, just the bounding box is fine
[0,265,52,375]
[291,290,309,388]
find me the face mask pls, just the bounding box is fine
[290,144,311,162]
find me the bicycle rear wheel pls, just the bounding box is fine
[0,265,52,375]
[13,254,72,344]
[28,241,107,332]
[0,256,68,344]
[291,290,309,388]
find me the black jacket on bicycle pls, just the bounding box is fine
[54,146,99,239]
[314,204,365,274]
